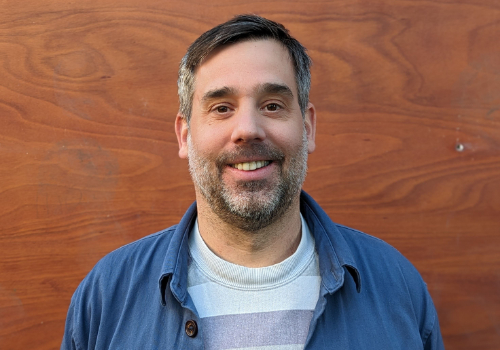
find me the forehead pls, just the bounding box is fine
[193,39,297,99]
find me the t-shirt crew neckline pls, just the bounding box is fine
[188,214,316,291]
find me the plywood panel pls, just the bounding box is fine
[0,1,499,349]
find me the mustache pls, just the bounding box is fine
[215,143,285,168]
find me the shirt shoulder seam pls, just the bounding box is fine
[106,226,177,255]
[422,303,438,347]
[334,224,387,244]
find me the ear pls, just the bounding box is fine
[304,102,316,154]
[175,113,189,159]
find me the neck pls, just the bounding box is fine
[195,191,302,268]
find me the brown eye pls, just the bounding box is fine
[216,106,229,113]
[266,103,279,111]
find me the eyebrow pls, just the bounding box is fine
[200,83,294,105]
[257,83,294,99]
[201,86,237,104]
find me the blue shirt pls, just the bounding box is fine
[61,191,444,349]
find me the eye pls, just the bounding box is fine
[208,103,233,118]
[265,103,280,111]
[216,105,229,113]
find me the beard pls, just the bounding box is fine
[187,128,309,231]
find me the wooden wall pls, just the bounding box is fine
[1,1,499,349]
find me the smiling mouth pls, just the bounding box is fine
[230,160,271,171]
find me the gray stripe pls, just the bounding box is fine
[228,346,304,350]
[201,310,314,350]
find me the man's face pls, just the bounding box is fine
[176,39,316,230]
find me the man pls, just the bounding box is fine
[62,15,444,349]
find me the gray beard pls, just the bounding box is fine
[187,129,308,231]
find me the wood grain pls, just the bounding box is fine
[0,1,499,349]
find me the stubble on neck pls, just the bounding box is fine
[195,188,303,268]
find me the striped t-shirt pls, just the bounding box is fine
[187,215,321,350]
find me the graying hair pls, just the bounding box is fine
[177,14,312,122]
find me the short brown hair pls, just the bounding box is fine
[177,14,312,122]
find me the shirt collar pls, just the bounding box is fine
[300,191,361,293]
[159,191,361,306]
[158,201,197,306]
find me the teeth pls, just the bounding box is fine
[232,161,270,171]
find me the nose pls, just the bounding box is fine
[230,105,266,143]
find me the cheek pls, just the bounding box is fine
[272,125,305,150]
[190,130,228,158]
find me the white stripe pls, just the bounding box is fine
[228,346,305,350]
[187,275,321,318]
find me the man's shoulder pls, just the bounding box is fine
[334,223,421,276]
[107,225,177,259]
[63,224,187,348]
[310,222,443,348]
[331,222,432,308]
[76,225,179,296]
[94,225,177,274]
[334,223,404,258]
[301,192,420,279]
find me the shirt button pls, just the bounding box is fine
[185,320,198,337]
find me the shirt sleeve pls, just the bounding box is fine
[60,294,81,350]
[395,250,445,350]
[423,307,445,350]
[60,268,101,350]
